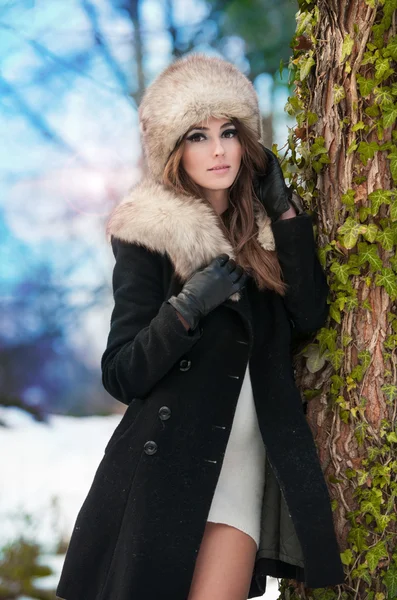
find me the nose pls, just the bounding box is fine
[213,136,226,157]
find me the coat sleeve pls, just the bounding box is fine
[271,213,329,336]
[101,237,203,405]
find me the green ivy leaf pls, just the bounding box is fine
[352,121,366,132]
[351,364,364,382]
[381,384,397,402]
[338,217,363,249]
[341,34,354,63]
[363,223,379,243]
[296,10,315,36]
[390,254,397,271]
[358,350,372,369]
[383,104,397,128]
[341,189,356,206]
[300,54,316,81]
[362,49,379,66]
[372,23,387,50]
[359,206,371,222]
[285,96,304,116]
[333,84,346,104]
[317,246,327,268]
[340,548,354,565]
[375,58,394,83]
[375,86,394,106]
[357,74,377,97]
[316,328,338,353]
[329,303,341,324]
[362,298,372,310]
[311,136,328,157]
[328,348,345,370]
[358,141,380,165]
[376,268,397,299]
[345,296,359,310]
[355,421,369,446]
[331,374,344,394]
[302,344,327,373]
[347,140,359,155]
[387,431,397,443]
[357,242,383,271]
[368,189,392,215]
[384,35,397,61]
[307,111,318,125]
[366,540,388,572]
[348,527,369,552]
[330,262,351,284]
[383,566,397,599]
[387,150,397,182]
[377,227,394,251]
[390,200,397,221]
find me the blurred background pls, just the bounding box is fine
[1,0,297,597]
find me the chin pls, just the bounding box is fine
[203,176,235,189]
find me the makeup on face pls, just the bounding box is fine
[180,117,242,209]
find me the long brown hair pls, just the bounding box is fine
[162,118,286,295]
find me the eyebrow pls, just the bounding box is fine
[187,121,234,134]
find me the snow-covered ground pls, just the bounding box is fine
[0,406,280,599]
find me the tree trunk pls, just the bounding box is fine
[279,0,397,598]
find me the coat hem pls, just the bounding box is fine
[256,548,304,568]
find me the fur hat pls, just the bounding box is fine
[106,53,275,300]
[139,53,265,182]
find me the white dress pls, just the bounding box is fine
[207,363,267,549]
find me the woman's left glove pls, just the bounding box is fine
[253,145,303,222]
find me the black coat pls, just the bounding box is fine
[56,180,345,600]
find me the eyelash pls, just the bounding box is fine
[186,129,238,143]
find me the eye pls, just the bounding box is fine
[223,129,238,138]
[186,133,205,142]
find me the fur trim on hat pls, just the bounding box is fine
[139,53,264,182]
[106,179,275,302]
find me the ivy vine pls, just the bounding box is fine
[275,0,397,598]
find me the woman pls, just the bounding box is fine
[56,54,344,600]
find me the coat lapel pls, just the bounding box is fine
[106,177,275,305]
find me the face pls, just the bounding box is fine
[181,117,242,195]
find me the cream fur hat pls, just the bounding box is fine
[138,53,265,182]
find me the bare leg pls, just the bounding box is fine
[187,522,257,600]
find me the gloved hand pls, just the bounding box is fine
[167,254,248,331]
[253,145,300,222]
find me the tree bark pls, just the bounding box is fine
[281,0,397,597]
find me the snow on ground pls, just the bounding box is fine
[0,406,280,599]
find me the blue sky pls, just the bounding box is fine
[1,0,295,394]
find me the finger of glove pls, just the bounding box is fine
[214,254,229,266]
[231,271,248,292]
[228,265,244,283]
[224,258,236,273]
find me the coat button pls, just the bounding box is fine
[179,359,191,372]
[158,406,171,420]
[144,440,157,455]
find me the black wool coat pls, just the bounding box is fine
[56,179,345,600]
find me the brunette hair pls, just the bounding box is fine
[162,118,286,295]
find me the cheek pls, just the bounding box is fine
[181,146,194,169]
[181,146,202,177]
[232,142,242,165]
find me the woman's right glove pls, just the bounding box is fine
[166,254,248,331]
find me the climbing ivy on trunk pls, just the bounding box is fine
[276,1,397,598]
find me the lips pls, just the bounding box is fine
[209,165,230,170]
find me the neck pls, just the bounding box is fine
[200,187,229,215]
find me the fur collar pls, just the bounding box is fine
[106,178,275,298]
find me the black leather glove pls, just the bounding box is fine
[167,254,248,331]
[253,145,302,222]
